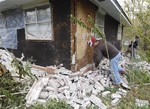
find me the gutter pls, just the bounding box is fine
[111,0,132,26]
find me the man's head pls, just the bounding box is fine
[135,36,139,39]
[87,36,102,46]
[87,36,96,46]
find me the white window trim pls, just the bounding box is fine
[24,4,53,41]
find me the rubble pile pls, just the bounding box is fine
[25,63,129,109]
[123,57,150,74]
[1,49,150,108]
[0,49,34,84]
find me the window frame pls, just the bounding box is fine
[24,4,53,41]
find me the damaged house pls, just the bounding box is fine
[0,0,131,71]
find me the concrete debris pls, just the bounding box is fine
[1,49,150,108]
[102,91,111,97]
[25,77,49,107]
[89,94,107,109]
[111,98,121,106]
[32,64,56,74]
[135,98,149,107]
[25,62,128,108]
[124,57,150,74]
[111,93,122,99]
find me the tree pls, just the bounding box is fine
[123,0,150,61]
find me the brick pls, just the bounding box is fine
[45,86,54,92]
[37,99,47,103]
[102,91,111,97]
[92,89,100,95]
[81,101,91,109]
[111,93,122,99]
[64,90,70,100]
[69,71,80,77]
[63,76,72,85]
[25,77,49,107]
[80,64,93,75]
[32,64,56,74]
[57,94,66,100]
[89,95,107,109]
[135,99,149,107]
[58,86,69,92]
[93,75,103,83]
[85,85,93,94]
[48,79,60,88]
[69,83,77,93]
[111,98,121,106]
[70,92,77,102]
[95,82,105,91]
[56,78,65,86]
[73,98,84,105]
[72,103,80,109]
[39,91,49,99]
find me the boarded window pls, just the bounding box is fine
[25,4,53,40]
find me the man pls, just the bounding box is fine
[124,41,133,57]
[133,36,139,58]
[88,36,125,86]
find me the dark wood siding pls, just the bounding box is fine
[13,0,71,69]
[104,14,121,50]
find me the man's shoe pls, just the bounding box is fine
[120,83,131,90]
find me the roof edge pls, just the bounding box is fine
[111,0,132,26]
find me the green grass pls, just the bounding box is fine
[115,64,150,109]
[28,99,73,109]
[116,85,150,109]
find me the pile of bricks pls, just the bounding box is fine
[1,49,149,108]
[25,64,128,109]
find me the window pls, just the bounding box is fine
[25,4,53,40]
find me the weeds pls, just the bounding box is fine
[29,99,73,109]
[0,53,35,108]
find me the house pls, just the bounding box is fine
[0,0,131,71]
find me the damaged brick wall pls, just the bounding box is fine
[73,0,97,70]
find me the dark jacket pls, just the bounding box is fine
[133,40,138,49]
[93,39,119,67]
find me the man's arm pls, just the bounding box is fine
[93,49,103,68]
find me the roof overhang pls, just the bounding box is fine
[90,0,132,26]
[0,0,50,12]
[0,0,36,12]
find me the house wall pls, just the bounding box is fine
[104,14,121,50]
[13,0,71,69]
[72,0,97,70]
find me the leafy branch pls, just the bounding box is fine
[70,14,105,39]
[70,14,110,60]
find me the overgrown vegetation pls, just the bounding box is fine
[0,55,35,108]
[0,72,26,108]
[123,0,150,62]
[70,14,104,39]
[28,99,73,109]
